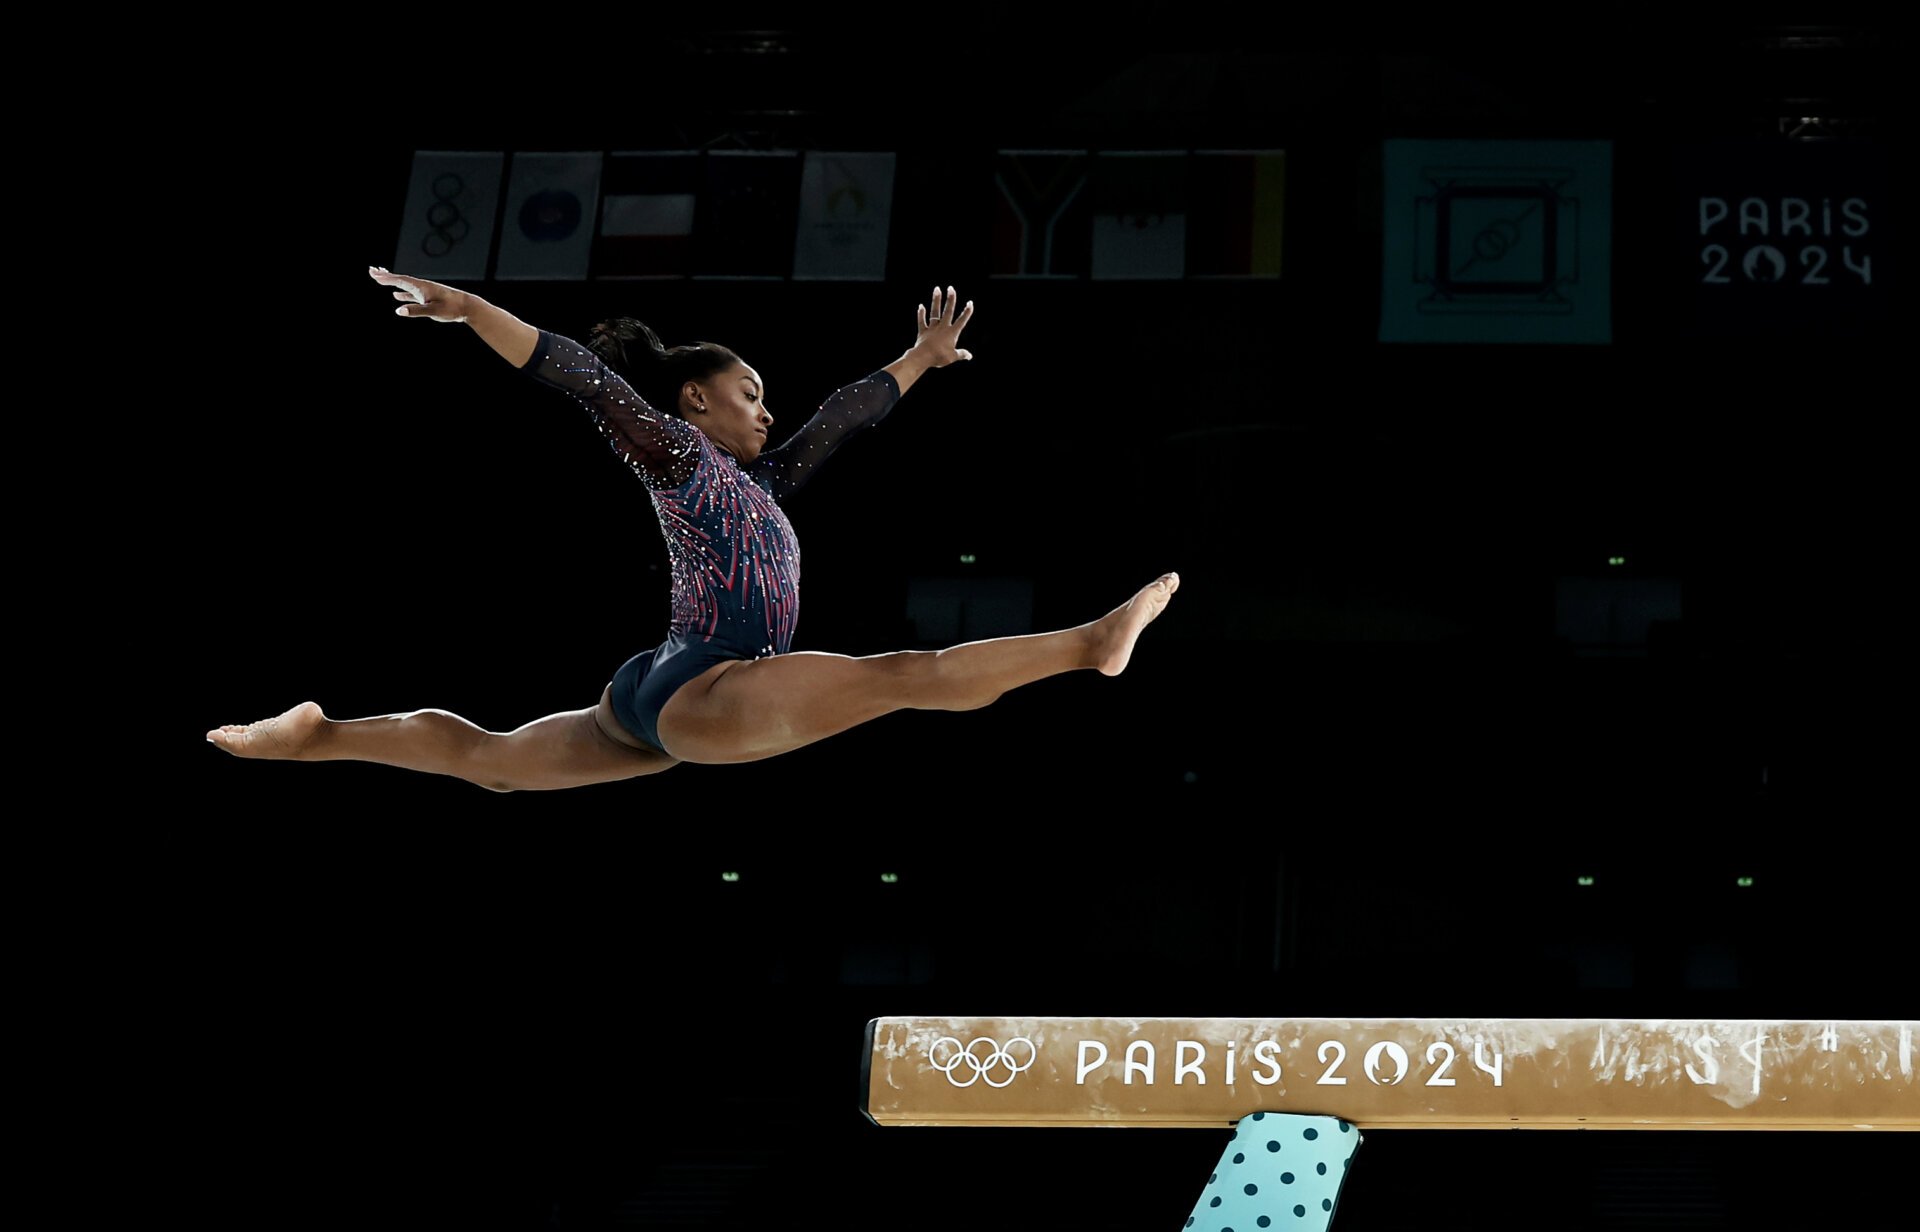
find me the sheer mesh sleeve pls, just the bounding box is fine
[745,370,901,502]
[520,330,702,489]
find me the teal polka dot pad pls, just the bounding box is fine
[1182,1113,1361,1232]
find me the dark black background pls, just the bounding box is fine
[167,11,1908,1229]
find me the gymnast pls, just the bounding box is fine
[206,268,1179,790]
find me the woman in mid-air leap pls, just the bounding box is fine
[206,268,1179,791]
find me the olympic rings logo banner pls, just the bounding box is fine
[397,153,505,282]
[929,1035,1037,1088]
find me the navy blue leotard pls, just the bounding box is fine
[519,331,901,754]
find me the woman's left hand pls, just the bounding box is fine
[913,285,975,366]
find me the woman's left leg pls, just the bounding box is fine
[656,573,1177,764]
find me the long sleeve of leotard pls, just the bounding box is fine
[519,330,703,489]
[745,370,901,502]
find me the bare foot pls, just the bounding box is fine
[206,702,327,760]
[1091,573,1180,677]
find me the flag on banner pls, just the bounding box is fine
[1379,139,1612,343]
[792,151,896,281]
[395,151,503,281]
[1669,138,1886,338]
[594,151,699,279]
[992,151,1091,278]
[1090,152,1186,280]
[495,152,602,280]
[694,151,802,279]
[1187,150,1285,278]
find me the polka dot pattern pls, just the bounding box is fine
[1181,1114,1362,1232]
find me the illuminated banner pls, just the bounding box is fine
[1673,138,1887,336]
[594,151,698,280]
[1004,150,1283,280]
[495,151,602,281]
[992,151,1091,278]
[395,151,502,282]
[1090,151,1187,280]
[865,1017,1918,1130]
[1379,140,1613,344]
[792,151,896,281]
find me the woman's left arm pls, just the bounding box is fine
[749,286,975,500]
[883,284,974,394]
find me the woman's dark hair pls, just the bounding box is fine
[585,317,741,416]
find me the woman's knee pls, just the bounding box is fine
[871,649,996,711]
[865,650,936,699]
[463,731,522,791]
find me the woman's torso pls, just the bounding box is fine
[650,434,801,658]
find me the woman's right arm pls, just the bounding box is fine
[369,267,699,487]
[369,266,538,366]
[516,329,701,488]
[463,295,540,368]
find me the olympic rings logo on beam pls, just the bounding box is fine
[929,1036,1037,1088]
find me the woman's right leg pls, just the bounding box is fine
[656,573,1178,765]
[206,685,679,791]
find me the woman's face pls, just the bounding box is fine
[685,361,772,462]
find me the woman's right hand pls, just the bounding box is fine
[369,266,472,323]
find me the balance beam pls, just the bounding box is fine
[864,1017,1917,1131]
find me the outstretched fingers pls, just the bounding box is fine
[912,285,975,359]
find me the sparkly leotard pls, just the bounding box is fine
[520,331,901,754]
